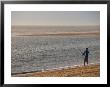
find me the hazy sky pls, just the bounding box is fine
[11,11,100,26]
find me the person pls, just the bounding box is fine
[82,48,89,66]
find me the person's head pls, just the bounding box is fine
[86,48,88,50]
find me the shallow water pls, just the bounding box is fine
[11,35,100,74]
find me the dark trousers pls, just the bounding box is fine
[84,57,88,66]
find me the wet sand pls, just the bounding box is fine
[12,64,100,77]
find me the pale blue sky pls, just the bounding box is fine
[11,11,100,26]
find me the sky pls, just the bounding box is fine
[11,11,100,26]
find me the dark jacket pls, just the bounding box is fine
[83,49,89,58]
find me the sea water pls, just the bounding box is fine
[11,35,100,74]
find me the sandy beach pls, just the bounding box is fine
[12,64,100,77]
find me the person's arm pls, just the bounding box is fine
[88,51,90,54]
[82,51,85,56]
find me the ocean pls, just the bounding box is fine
[11,26,100,74]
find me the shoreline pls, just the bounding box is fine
[14,32,100,37]
[12,63,100,77]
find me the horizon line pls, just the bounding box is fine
[11,25,100,27]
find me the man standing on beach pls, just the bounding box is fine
[82,48,89,66]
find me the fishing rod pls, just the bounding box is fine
[80,48,92,56]
[78,49,84,56]
[74,48,92,56]
[73,48,83,56]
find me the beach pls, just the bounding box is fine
[12,64,100,77]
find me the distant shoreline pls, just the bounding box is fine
[11,25,100,28]
[14,32,100,37]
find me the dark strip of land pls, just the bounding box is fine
[16,32,99,37]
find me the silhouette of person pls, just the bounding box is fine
[82,48,89,66]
